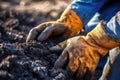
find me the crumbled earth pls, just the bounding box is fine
[0,0,102,80]
[0,41,72,80]
[0,0,74,80]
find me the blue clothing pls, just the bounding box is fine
[68,0,120,72]
[68,0,120,79]
[68,0,108,25]
[105,12,120,42]
[107,53,120,80]
[68,0,120,41]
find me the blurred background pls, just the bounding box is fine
[0,0,72,20]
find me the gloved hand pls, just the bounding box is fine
[26,8,84,42]
[50,21,120,79]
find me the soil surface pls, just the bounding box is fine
[0,0,75,80]
[0,0,101,80]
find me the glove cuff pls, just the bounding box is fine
[57,8,84,37]
[86,21,120,56]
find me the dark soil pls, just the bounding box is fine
[0,0,74,80]
[0,0,102,80]
[0,41,72,80]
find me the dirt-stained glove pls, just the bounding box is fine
[50,21,120,80]
[26,8,84,42]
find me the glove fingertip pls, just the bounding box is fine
[37,27,53,41]
[26,28,38,42]
[37,36,44,41]
[54,50,68,68]
[49,45,63,52]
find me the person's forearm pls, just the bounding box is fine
[68,0,108,25]
[99,58,110,80]
[104,11,120,42]
[99,47,120,80]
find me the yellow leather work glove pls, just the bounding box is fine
[50,21,120,80]
[26,8,84,42]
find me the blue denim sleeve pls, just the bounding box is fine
[68,0,108,25]
[105,11,120,42]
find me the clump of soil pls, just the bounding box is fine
[0,8,34,43]
[0,41,73,80]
